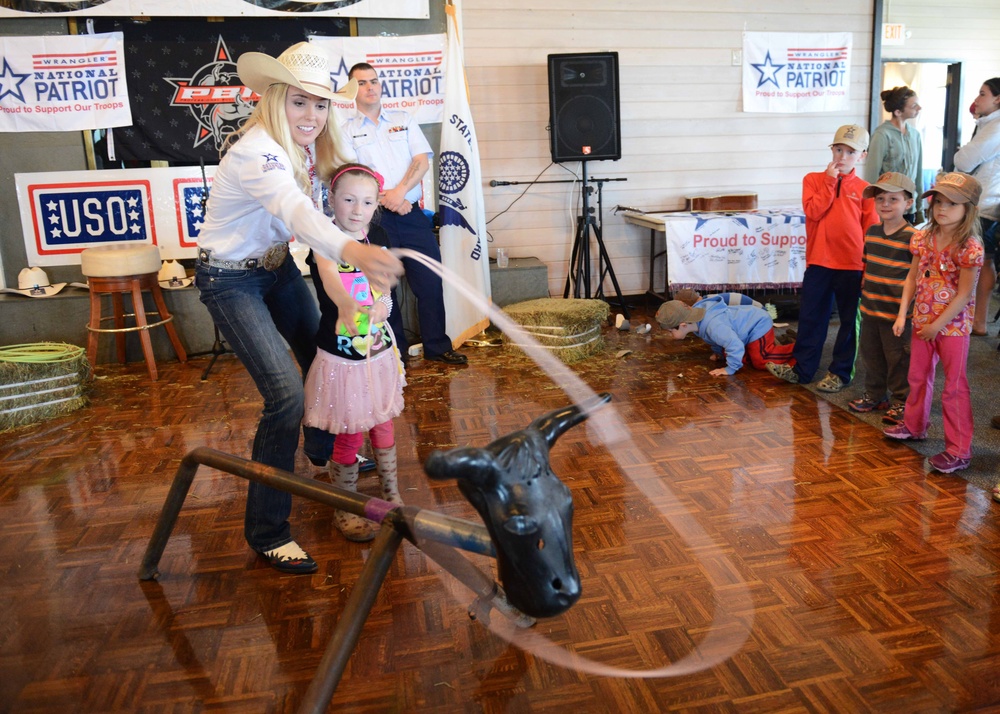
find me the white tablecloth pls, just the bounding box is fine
[629,208,807,291]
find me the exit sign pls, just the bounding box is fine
[883,23,906,46]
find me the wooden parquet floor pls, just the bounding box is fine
[3,300,1000,713]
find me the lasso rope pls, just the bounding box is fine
[0,343,89,431]
[395,248,753,679]
[0,343,86,364]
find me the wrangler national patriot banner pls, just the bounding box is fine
[308,34,446,125]
[89,17,349,165]
[0,32,131,132]
[742,31,853,114]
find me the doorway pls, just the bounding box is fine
[880,60,963,183]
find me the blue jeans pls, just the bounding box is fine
[196,257,333,552]
[792,265,862,384]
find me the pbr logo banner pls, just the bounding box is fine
[89,18,349,164]
[15,166,215,267]
[0,32,131,132]
[309,34,445,125]
[742,32,852,113]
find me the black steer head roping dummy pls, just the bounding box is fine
[424,393,611,619]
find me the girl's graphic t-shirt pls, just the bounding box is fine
[910,229,984,336]
[332,262,393,361]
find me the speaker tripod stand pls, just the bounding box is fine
[563,161,629,319]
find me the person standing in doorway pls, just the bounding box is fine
[864,86,923,225]
[954,77,1000,337]
[341,62,468,365]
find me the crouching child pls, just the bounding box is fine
[656,296,796,377]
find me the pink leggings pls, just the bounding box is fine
[332,421,394,465]
[903,332,972,459]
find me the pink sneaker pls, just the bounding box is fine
[928,452,971,474]
[883,423,926,441]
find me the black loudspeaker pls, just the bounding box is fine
[547,51,621,163]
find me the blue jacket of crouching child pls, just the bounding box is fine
[693,295,773,374]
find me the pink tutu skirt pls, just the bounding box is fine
[303,346,406,435]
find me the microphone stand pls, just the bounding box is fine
[491,174,629,317]
[186,159,232,381]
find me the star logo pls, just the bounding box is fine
[328,56,352,96]
[263,153,279,163]
[164,37,254,152]
[0,56,30,103]
[751,51,784,89]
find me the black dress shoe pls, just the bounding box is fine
[425,349,468,365]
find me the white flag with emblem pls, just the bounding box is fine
[438,0,491,345]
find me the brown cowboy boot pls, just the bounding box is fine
[374,445,403,505]
[329,459,377,542]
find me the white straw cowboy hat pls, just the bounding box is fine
[237,42,358,102]
[157,260,193,290]
[0,267,67,297]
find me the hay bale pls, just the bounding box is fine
[0,343,91,432]
[501,298,610,363]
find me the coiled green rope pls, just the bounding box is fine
[0,343,86,364]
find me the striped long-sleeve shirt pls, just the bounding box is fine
[859,222,917,321]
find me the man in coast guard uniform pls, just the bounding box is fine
[341,62,467,365]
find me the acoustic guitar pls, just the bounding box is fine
[685,192,758,212]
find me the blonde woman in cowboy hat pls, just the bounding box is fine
[196,42,403,574]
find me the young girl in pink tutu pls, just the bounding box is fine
[303,163,406,541]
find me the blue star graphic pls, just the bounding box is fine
[328,56,352,95]
[693,214,719,230]
[263,153,278,162]
[751,51,785,89]
[0,56,30,103]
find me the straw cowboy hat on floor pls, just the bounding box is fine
[0,267,67,297]
[237,42,358,102]
[158,260,193,290]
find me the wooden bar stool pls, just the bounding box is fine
[81,244,187,380]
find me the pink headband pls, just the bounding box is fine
[332,166,385,192]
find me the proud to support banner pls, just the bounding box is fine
[309,34,446,125]
[0,32,131,132]
[438,1,490,345]
[742,32,852,114]
[662,209,807,290]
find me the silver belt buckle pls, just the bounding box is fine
[262,243,288,271]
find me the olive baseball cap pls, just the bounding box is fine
[863,171,916,199]
[830,124,869,151]
[655,300,705,329]
[921,172,982,205]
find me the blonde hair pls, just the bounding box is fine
[222,83,351,195]
[924,194,982,257]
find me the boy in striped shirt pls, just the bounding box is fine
[849,172,917,423]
